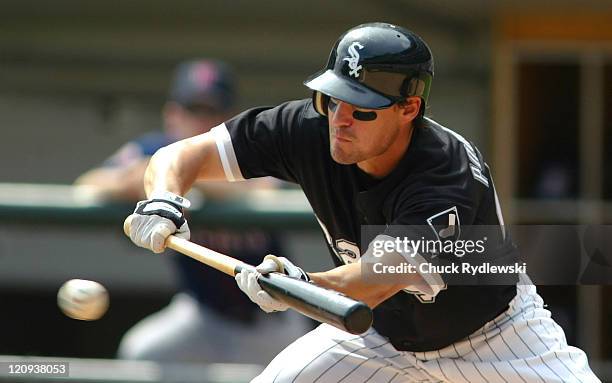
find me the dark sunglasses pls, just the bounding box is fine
[328,98,378,121]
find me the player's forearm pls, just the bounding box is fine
[308,263,420,308]
[144,132,226,197]
[75,160,148,201]
[145,142,198,197]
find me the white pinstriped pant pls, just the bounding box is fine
[252,278,600,383]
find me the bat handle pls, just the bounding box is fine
[166,236,246,276]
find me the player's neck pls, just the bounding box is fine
[357,124,414,178]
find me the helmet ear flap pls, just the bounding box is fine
[312,91,330,116]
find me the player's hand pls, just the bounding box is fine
[235,255,309,313]
[257,255,311,282]
[235,268,289,313]
[123,192,191,253]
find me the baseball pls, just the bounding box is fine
[57,279,109,321]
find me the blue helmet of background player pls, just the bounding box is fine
[304,22,434,117]
[169,60,235,112]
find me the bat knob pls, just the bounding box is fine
[259,255,285,274]
[123,215,133,237]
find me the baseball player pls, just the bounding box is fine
[123,23,600,382]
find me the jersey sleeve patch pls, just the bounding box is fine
[426,206,461,242]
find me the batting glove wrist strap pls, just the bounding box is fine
[149,191,191,208]
[134,198,188,229]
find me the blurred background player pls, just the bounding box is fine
[76,59,309,363]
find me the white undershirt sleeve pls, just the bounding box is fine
[210,123,245,182]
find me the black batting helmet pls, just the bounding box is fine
[304,22,434,116]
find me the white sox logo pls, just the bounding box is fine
[342,42,364,78]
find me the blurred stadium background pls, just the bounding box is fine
[0,0,610,381]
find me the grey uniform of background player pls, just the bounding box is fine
[211,23,600,382]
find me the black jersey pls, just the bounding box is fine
[214,98,517,351]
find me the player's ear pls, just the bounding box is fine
[397,97,421,123]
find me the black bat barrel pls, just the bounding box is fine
[257,272,373,335]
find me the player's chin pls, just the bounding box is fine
[330,146,358,165]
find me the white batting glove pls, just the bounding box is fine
[235,269,289,313]
[123,191,191,253]
[258,255,311,282]
[235,255,310,313]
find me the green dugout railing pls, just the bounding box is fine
[0,183,318,230]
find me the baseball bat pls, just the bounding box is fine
[164,235,373,335]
